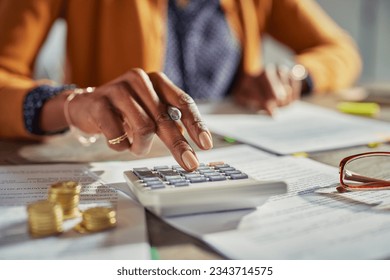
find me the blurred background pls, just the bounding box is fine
[34,0,390,87]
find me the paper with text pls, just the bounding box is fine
[202,101,390,154]
[0,164,149,260]
[164,145,390,259]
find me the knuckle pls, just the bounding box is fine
[126,68,148,81]
[155,112,172,124]
[148,71,165,79]
[89,97,111,116]
[171,138,190,151]
[111,82,131,97]
[178,93,195,106]
[133,122,156,137]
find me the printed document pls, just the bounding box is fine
[163,145,390,259]
[0,163,149,259]
[201,101,390,154]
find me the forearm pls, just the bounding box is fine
[295,39,362,93]
[266,0,362,93]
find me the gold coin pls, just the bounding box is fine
[48,181,82,219]
[27,200,63,237]
[49,181,81,194]
[82,207,116,219]
[78,207,117,233]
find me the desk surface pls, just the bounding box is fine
[1,95,390,260]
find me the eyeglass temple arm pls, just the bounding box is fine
[344,171,389,184]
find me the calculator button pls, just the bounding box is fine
[189,177,208,183]
[224,170,242,175]
[133,167,150,172]
[145,180,164,187]
[158,170,178,176]
[218,167,236,172]
[196,166,212,171]
[153,166,170,171]
[207,175,227,181]
[149,184,165,189]
[163,175,183,181]
[229,173,249,180]
[173,181,190,187]
[178,171,196,176]
[167,178,188,185]
[142,177,161,182]
[201,171,220,177]
[183,173,202,179]
[213,164,231,169]
[172,165,186,172]
[134,170,158,179]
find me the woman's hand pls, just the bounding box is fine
[42,69,213,171]
[232,64,307,116]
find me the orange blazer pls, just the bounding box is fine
[0,0,362,139]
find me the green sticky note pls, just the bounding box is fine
[223,136,236,143]
[337,102,380,116]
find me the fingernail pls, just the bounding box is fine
[199,131,213,150]
[181,150,199,170]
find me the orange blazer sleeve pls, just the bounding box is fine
[0,0,62,139]
[262,0,362,93]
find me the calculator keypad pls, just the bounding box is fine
[133,162,248,190]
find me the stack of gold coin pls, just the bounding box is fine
[79,207,117,232]
[48,181,81,219]
[27,200,63,238]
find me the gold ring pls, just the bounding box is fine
[108,133,128,145]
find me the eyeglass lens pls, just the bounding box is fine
[342,154,390,189]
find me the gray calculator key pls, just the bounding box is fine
[230,173,249,180]
[224,170,242,176]
[158,170,178,176]
[134,170,158,178]
[133,167,150,172]
[207,175,227,181]
[153,165,170,171]
[142,177,161,182]
[189,177,208,183]
[218,167,236,172]
[214,164,230,169]
[202,171,221,177]
[173,181,190,187]
[197,166,211,171]
[184,173,202,179]
[146,180,164,187]
[168,178,188,184]
[172,165,186,172]
[149,184,165,189]
[164,175,183,181]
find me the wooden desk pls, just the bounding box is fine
[1,95,390,259]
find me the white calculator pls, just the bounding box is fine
[123,162,287,216]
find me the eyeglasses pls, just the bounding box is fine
[337,151,390,193]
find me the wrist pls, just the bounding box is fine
[24,84,76,135]
[62,87,100,146]
[290,64,313,96]
[63,87,96,127]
